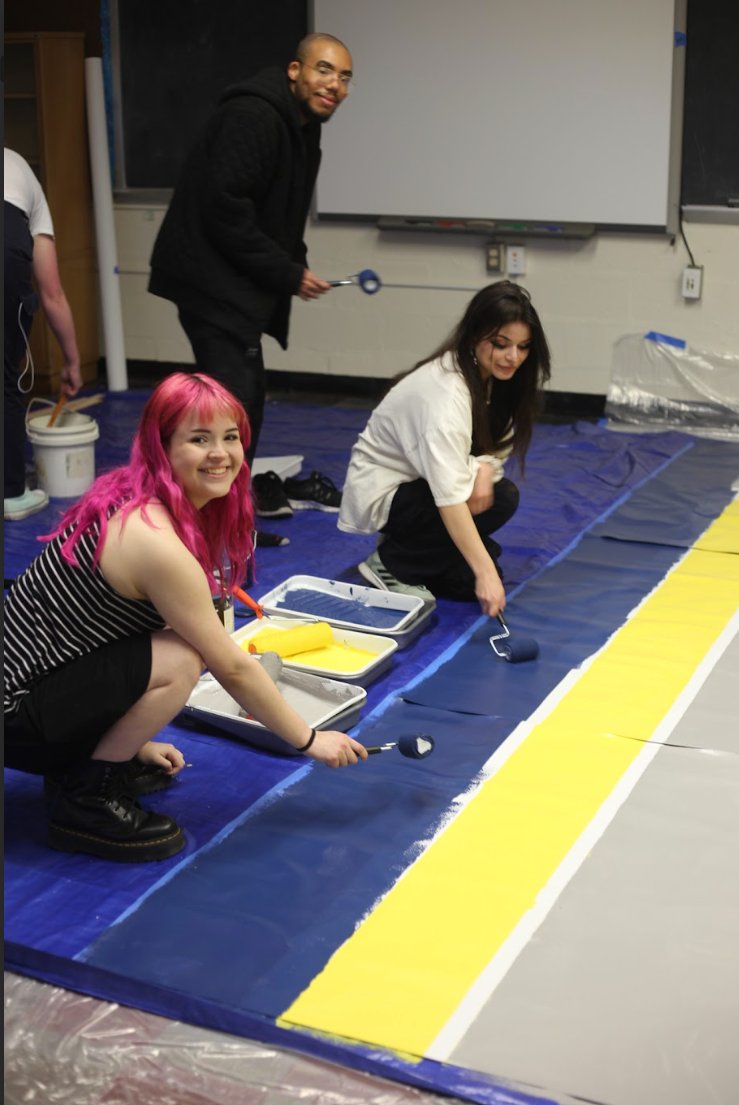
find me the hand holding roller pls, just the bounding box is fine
[329,268,382,295]
[489,614,539,662]
[365,733,435,760]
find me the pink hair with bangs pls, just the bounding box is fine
[45,373,255,594]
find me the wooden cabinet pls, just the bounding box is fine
[4,32,99,394]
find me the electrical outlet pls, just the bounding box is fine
[681,266,703,300]
[507,244,526,275]
[486,242,503,273]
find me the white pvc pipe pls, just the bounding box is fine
[85,57,128,391]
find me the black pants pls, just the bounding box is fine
[379,477,520,601]
[4,202,37,498]
[178,310,265,466]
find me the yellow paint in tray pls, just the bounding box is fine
[240,621,376,674]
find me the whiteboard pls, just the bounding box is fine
[313,0,682,229]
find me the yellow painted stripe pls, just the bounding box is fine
[279,508,739,1057]
[693,495,739,552]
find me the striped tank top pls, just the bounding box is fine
[4,519,166,716]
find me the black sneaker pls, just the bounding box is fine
[283,471,342,512]
[252,472,293,518]
[255,530,290,548]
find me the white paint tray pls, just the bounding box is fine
[231,617,397,686]
[183,662,367,756]
[257,574,429,637]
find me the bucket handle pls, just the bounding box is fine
[25,396,56,429]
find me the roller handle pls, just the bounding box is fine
[365,734,435,759]
[233,585,266,619]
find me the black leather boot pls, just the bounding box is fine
[122,759,176,797]
[45,757,175,802]
[46,759,185,862]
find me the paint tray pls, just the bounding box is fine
[183,663,367,756]
[231,617,397,686]
[257,574,430,639]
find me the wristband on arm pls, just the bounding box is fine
[296,727,316,753]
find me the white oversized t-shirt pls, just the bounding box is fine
[338,353,510,535]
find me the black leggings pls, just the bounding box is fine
[379,477,519,601]
[178,311,265,465]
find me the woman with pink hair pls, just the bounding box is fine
[4,373,366,863]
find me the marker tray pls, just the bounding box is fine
[232,616,397,686]
[257,574,433,642]
[183,661,367,756]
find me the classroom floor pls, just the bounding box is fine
[5,391,739,1105]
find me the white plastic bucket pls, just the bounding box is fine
[26,402,100,498]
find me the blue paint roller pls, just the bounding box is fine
[329,268,382,294]
[365,733,435,759]
[489,614,539,663]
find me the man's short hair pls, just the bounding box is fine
[295,32,350,62]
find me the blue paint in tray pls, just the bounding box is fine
[273,587,407,629]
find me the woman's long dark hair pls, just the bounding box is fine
[407,281,551,469]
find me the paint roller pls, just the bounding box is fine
[489,614,539,663]
[329,268,382,294]
[365,733,435,760]
[246,621,333,658]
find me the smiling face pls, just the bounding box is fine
[473,321,532,382]
[166,409,244,509]
[288,37,353,124]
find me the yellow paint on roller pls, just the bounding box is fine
[278,509,739,1057]
[241,622,376,673]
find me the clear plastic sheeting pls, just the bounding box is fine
[605,333,739,439]
[4,973,448,1105]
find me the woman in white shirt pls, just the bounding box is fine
[338,281,551,618]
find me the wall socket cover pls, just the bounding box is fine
[681,266,703,299]
[507,244,526,274]
[486,243,503,272]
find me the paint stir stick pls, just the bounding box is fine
[46,392,68,428]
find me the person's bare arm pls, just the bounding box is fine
[32,234,82,395]
[438,501,506,617]
[102,508,367,767]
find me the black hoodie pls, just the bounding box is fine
[149,67,321,348]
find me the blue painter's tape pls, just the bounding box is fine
[674,31,687,47]
[645,330,686,349]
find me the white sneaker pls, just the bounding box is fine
[4,487,49,521]
[358,549,434,601]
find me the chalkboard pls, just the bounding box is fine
[118,0,306,188]
[681,0,739,207]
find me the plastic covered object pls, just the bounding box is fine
[605,333,739,439]
[4,972,448,1105]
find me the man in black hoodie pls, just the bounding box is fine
[148,33,353,534]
